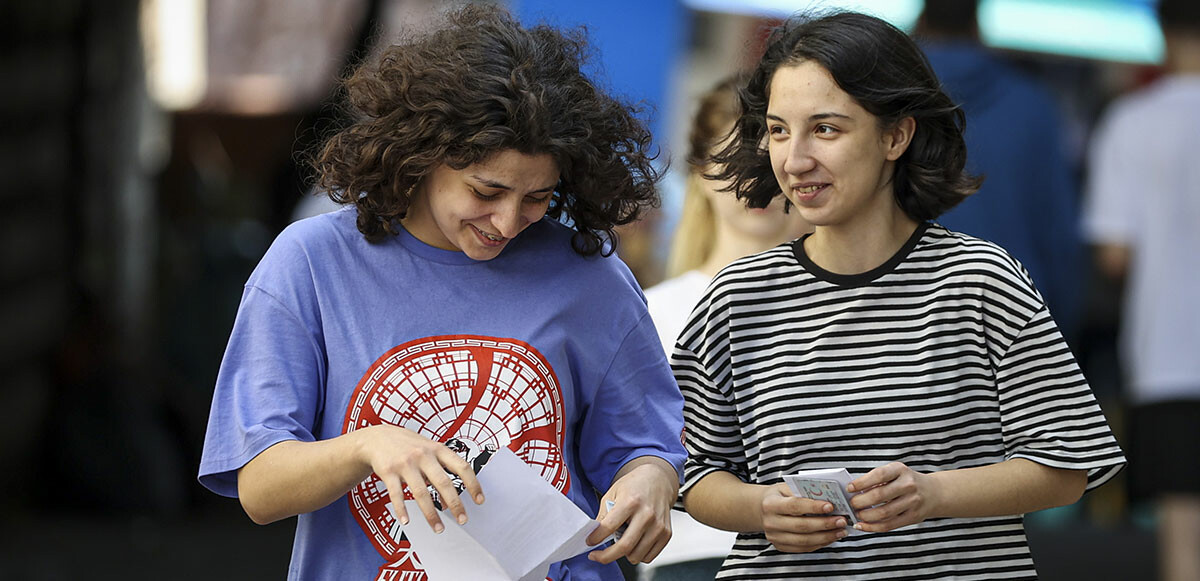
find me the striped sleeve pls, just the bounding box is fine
[967,240,1125,490]
[672,283,751,493]
[994,306,1126,489]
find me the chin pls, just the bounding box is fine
[462,245,505,262]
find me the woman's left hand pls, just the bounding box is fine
[586,457,678,565]
[847,462,944,533]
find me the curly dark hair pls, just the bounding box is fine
[310,4,661,255]
[712,10,981,221]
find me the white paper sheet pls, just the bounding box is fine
[783,467,860,525]
[401,447,605,580]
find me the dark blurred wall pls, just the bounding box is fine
[0,0,77,512]
[1,0,193,518]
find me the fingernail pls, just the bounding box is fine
[847,484,856,492]
[836,518,846,527]
[400,516,409,526]
[837,530,847,539]
[476,494,485,504]
[824,503,834,512]
[434,523,444,534]
[853,523,863,531]
[458,514,468,525]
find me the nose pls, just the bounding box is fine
[493,199,526,238]
[782,137,816,176]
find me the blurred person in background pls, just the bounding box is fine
[197,5,686,580]
[673,10,1125,579]
[1082,1,1200,579]
[914,0,1085,344]
[641,76,811,580]
[646,76,813,352]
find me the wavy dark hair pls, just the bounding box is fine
[310,4,661,255]
[712,10,981,221]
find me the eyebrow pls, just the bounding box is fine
[766,112,853,123]
[470,176,558,194]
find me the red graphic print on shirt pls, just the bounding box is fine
[343,335,568,581]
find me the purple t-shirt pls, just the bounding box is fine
[199,207,686,581]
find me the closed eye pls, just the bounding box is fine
[471,187,500,201]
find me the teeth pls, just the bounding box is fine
[796,185,822,193]
[482,231,502,241]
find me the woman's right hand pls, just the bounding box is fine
[355,424,485,533]
[760,483,848,552]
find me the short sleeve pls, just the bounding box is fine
[1083,104,1141,246]
[672,291,750,495]
[995,308,1126,490]
[197,283,327,498]
[576,311,687,491]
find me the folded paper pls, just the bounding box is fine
[401,447,605,580]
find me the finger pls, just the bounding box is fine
[858,491,918,523]
[854,509,916,533]
[851,476,912,511]
[626,524,669,565]
[586,501,633,546]
[443,451,484,505]
[616,513,658,564]
[768,495,835,518]
[643,530,671,564]
[586,516,621,546]
[588,532,637,564]
[422,459,468,525]
[402,469,444,533]
[587,534,624,564]
[767,528,847,552]
[848,462,902,493]
[850,483,892,510]
[764,514,847,535]
[793,498,837,517]
[381,474,411,527]
[636,515,672,565]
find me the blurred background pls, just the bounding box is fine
[0,0,1171,578]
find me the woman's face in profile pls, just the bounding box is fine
[402,149,559,261]
[764,60,909,230]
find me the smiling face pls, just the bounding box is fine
[766,60,913,232]
[401,149,559,261]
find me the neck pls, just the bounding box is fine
[698,220,787,278]
[804,210,919,275]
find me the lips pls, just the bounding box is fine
[791,183,827,203]
[470,224,507,247]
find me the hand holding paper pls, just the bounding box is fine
[783,468,860,524]
[586,457,678,565]
[401,447,608,580]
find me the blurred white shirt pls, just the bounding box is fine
[1083,74,1200,404]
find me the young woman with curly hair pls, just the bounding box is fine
[672,10,1125,579]
[198,5,685,580]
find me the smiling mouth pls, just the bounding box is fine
[471,225,506,245]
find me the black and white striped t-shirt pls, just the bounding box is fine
[672,222,1125,580]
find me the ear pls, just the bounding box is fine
[883,116,916,161]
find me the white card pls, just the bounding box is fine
[783,468,859,524]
